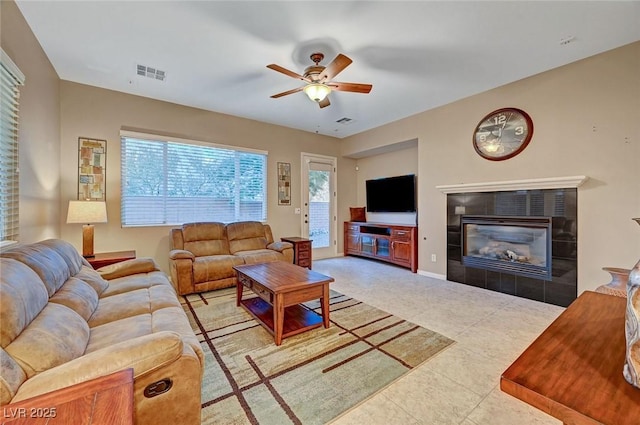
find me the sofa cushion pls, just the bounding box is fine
[85,314,151,354]
[192,255,244,283]
[1,244,71,297]
[97,257,157,280]
[0,348,27,405]
[10,332,184,404]
[88,285,182,327]
[227,221,269,254]
[86,307,202,366]
[100,270,172,298]
[49,277,99,321]
[5,303,89,378]
[182,222,230,256]
[234,249,283,264]
[75,265,109,295]
[0,259,49,348]
[39,239,84,276]
[267,241,292,253]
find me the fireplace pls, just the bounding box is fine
[461,216,552,281]
[443,186,579,307]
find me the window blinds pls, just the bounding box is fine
[120,133,267,226]
[0,49,25,243]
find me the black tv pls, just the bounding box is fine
[366,174,416,213]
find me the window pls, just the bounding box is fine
[0,49,25,243]
[120,132,267,226]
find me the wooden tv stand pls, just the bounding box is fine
[344,222,417,272]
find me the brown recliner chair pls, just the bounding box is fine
[169,221,293,295]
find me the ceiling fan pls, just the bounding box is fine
[267,53,372,108]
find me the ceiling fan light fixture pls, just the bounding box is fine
[303,83,331,102]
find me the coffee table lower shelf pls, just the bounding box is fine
[240,297,323,341]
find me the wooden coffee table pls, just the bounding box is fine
[234,261,334,345]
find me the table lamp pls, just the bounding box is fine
[66,200,107,257]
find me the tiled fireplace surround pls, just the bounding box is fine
[438,176,587,307]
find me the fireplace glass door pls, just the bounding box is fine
[462,216,552,280]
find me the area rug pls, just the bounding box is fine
[181,287,454,425]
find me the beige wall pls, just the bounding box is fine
[6,0,639,294]
[352,145,418,225]
[1,0,61,243]
[342,41,640,293]
[354,145,418,207]
[59,82,355,272]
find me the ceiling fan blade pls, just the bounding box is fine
[266,64,311,83]
[319,54,352,82]
[270,87,304,98]
[327,82,373,94]
[319,97,330,108]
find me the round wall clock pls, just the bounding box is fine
[472,107,533,161]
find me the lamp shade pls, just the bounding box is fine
[303,83,331,102]
[66,201,108,224]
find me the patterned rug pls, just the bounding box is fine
[181,287,454,425]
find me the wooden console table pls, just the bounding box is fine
[2,369,133,424]
[501,291,640,425]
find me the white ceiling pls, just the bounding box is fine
[16,1,640,139]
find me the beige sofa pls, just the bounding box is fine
[0,239,203,425]
[169,221,294,295]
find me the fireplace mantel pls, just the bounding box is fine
[436,176,588,194]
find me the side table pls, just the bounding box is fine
[86,250,136,269]
[1,369,133,424]
[281,237,312,269]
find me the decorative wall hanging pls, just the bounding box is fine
[78,137,106,201]
[472,107,533,161]
[277,162,291,205]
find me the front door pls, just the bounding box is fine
[301,153,337,260]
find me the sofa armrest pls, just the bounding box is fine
[168,253,196,296]
[169,249,195,261]
[267,241,293,253]
[97,257,158,280]
[11,331,183,403]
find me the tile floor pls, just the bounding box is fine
[311,256,564,425]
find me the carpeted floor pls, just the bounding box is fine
[181,287,454,425]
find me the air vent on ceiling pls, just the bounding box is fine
[136,64,166,81]
[336,117,354,125]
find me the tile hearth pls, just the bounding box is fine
[313,256,563,425]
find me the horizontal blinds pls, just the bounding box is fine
[0,49,24,242]
[121,136,267,226]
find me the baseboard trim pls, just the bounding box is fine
[418,270,446,280]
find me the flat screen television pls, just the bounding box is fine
[366,174,416,213]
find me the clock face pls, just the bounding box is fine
[473,108,533,160]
